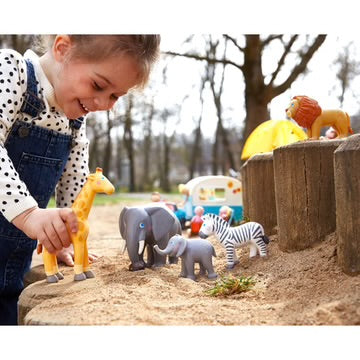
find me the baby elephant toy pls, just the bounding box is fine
[154,234,218,281]
[119,204,182,271]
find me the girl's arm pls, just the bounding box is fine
[0,49,38,222]
[55,117,90,208]
[0,49,78,253]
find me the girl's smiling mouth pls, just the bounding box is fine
[79,100,90,114]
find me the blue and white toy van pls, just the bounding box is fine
[180,175,243,222]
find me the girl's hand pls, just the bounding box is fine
[56,244,99,266]
[12,207,78,253]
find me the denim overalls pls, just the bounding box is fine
[0,60,83,325]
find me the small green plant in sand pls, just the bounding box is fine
[206,275,256,297]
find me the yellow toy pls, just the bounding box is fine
[38,168,115,283]
[286,95,353,139]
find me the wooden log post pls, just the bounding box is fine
[334,134,360,275]
[273,140,344,251]
[241,153,277,235]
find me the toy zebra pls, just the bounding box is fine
[199,213,269,269]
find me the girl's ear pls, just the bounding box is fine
[52,35,72,63]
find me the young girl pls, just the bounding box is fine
[0,35,160,324]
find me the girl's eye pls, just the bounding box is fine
[93,82,103,91]
[139,223,145,229]
[111,94,119,101]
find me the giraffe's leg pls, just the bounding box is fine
[42,248,59,283]
[53,252,64,280]
[73,233,87,281]
[83,237,95,279]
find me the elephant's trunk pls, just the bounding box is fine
[154,244,173,256]
[127,238,146,271]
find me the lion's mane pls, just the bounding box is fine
[292,96,322,128]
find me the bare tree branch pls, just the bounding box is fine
[223,35,244,52]
[268,35,327,99]
[164,51,244,71]
[261,34,283,48]
[268,35,299,86]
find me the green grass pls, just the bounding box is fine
[206,275,256,297]
[47,192,183,208]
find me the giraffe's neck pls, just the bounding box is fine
[71,183,95,220]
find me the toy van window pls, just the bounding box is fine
[199,187,225,202]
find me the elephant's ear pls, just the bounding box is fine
[119,206,129,238]
[147,206,175,239]
[175,236,187,257]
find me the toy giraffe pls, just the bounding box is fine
[39,167,115,283]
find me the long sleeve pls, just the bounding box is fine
[0,49,38,221]
[55,119,89,208]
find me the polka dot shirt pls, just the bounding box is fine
[0,49,89,222]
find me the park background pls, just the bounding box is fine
[1,1,360,359]
[1,33,359,195]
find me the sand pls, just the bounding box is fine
[21,203,360,325]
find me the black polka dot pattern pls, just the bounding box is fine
[0,49,89,221]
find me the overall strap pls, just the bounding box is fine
[20,59,45,117]
[70,116,84,130]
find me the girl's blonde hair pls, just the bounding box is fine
[37,35,161,88]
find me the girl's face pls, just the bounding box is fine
[51,36,140,119]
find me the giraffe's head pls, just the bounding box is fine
[88,168,115,195]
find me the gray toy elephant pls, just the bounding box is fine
[119,205,182,271]
[154,235,218,281]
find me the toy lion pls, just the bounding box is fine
[286,95,353,139]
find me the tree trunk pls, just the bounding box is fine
[241,153,276,235]
[142,104,154,191]
[123,97,136,192]
[162,134,171,192]
[212,122,220,174]
[273,139,344,252]
[334,134,360,275]
[88,135,99,172]
[102,111,113,178]
[243,96,270,147]
[242,35,270,147]
[189,125,202,180]
[115,131,122,184]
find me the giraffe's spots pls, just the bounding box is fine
[77,199,86,209]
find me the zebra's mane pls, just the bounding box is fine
[204,213,230,231]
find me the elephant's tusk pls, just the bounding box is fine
[138,240,145,255]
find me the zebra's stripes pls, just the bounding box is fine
[199,213,269,269]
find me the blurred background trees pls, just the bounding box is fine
[1,34,359,193]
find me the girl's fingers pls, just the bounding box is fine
[88,253,99,263]
[56,250,74,266]
[38,232,56,254]
[44,223,63,251]
[59,208,78,233]
[52,216,72,248]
